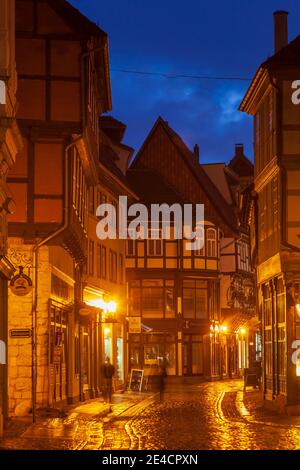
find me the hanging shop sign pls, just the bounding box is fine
[128,316,141,333]
[10,267,32,296]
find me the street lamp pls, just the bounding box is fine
[85,299,118,319]
[107,301,117,314]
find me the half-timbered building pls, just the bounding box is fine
[82,116,136,396]
[203,145,256,377]
[0,0,22,433]
[126,117,255,381]
[6,0,111,414]
[240,11,300,413]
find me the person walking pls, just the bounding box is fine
[102,357,115,406]
[159,363,167,402]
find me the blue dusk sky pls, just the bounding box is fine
[70,0,300,163]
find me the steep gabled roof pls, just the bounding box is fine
[48,0,107,37]
[127,168,185,206]
[100,116,127,143]
[131,117,238,233]
[44,0,112,112]
[202,163,234,205]
[240,34,300,112]
[262,34,300,69]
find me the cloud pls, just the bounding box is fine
[217,87,247,125]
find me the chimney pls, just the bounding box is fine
[235,143,244,158]
[274,10,288,53]
[193,144,200,163]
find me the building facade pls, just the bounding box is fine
[82,116,136,396]
[0,0,22,433]
[126,117,253,382]
[6,0,112,415]
[240,11,300,412]
[203,145,257,378]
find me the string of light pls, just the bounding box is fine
[111,67,252,82]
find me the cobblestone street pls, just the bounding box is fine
[0,381,300,450]
[1,380,300,450]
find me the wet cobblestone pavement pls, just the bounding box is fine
[1,380,300,450]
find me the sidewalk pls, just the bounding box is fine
[239,388,300,427]
[0,391,155,449]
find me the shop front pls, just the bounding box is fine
[83,287,125,395]
[49,303,68,404]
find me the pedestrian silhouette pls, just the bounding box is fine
[159,364,167,402]
[102,357,115,406]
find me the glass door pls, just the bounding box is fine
[183,335,204,376]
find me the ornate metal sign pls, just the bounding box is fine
[9,266,33,296]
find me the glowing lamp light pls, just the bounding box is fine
[296,303,300,315]
[240,327,247,335]
[104,327,111,336]
[221,325,228,333]
[107,301,117,314]
[86,298,106,310]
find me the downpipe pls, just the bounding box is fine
[31,137,82,422]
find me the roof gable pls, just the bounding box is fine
[47,0,107,37]
[240,35,300,113]
[131,117,238,233]
[262,34,300,69]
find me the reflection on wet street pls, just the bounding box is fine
[1,380,300,450]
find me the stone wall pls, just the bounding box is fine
[8,239,51,414]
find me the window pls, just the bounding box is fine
[277,327,286,376]
[207,228,217,258]
[265,329,272,376]
[72,148,88,230]
[263,284,272,326]
[194,227,205,257]
[89,187,95,215]
[88,240,94,276]
[238,241,249,271]
[142,279,164,317]
[183,280,208,319]
[97,244,107,279]
[101,246,107,279]
[96,191,101,209]
[87,53,99,147]
[276,279,285,323]
[129,280,141,316]
[147,229,162,256]
[100,192,107,205]
[119,254,124,284]
[97,244,101,279]
[129,279,175,318]
[126,239,135,256]
[269,92,273,132]
[109,250,117,283]
[165,280,175,318]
